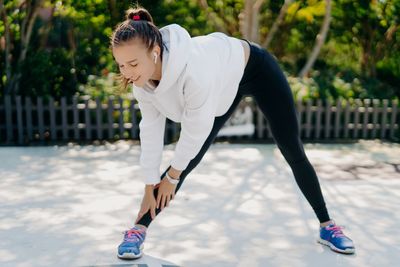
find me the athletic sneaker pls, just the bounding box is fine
[117,225,147,259]
[317,220,355,254]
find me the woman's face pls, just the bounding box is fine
[113,39,159,88]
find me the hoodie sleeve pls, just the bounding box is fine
[170,78,216,171]
[135,94,166,185]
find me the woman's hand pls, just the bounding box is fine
[156,174,178,210]
[135,186,157,224]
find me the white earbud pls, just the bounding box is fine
[153,53,158,63]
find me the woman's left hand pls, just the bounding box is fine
[156,174,178,210]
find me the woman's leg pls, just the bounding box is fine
[245,44,330,223]
[136,92,244,227]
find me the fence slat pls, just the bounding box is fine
[118,97,124,138]
[389,100,398,140]
[16,96,23,144]
[61,97,68,140]
[37,97,44,141]
[256,107,264,139]
[315,99,322,139]
[49,97,56,141]
[73,96,79,140]
[305,99,312,139]
[324,100,331,138]
[5,95,12,143]
[130,99,137,139]
[25,96,33,142]
[107,97,114,139]
[380,100,388,139]
[362,99,370,139]
[371,99,380,139]
[84,98,91,140]
[344,100,350,138]
[334,98,341,138]
[95,97,103,140]
[353,99,361,138]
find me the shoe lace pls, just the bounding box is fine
[326,225,346,238]
[123,228,145,242]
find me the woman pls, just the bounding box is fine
[111,6,355,259]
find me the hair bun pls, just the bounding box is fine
[125,7,154,24]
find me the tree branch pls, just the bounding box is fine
[262,0,293,48]
[198,0,228,33]
[298,0,332,78]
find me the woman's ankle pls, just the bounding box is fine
[320,219,334,227]
[135,224,148,230]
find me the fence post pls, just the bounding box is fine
[362,99,370,139]
[315,99,322,139]
[49,96,56,141]
[305,99,312,139]
[353,99,361,138]
[16,96,23,144]
[344,100,350,138]
[389,99,398,140]
[118,97,124,138]
[380,100,388,139]
[324,100,331,138]
[25,96,33,142]
[334,98,341,138]
[61,97,68,140]
[73,96,79,140]
[37,97,44,141]
[84,97,91,140]
[371,99,380,139]
[5,95,13,143]
[95,97,103,140]
[130,98,138,139]
[256,107,264,139]
[107,96,114,139]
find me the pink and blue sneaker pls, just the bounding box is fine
[318,220,355,254]
[117,225,147,259]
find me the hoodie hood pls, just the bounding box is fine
[136,24,191,95]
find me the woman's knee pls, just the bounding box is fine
[275,136,306,164]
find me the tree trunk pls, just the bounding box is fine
[198,0,228,33]
[0,0,12,95]
[108,0,120,26]
[239,0,252,39]
[239,0,265,42]
[262,0,293,48]
[250,0,265,43]
[12,0,43,95]
[298,0,332,78]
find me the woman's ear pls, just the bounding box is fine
[153,53,158,63]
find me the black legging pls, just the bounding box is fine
[137,40,330,227]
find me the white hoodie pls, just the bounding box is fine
[132,24,245,184]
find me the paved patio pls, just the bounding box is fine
[1,140,399,267]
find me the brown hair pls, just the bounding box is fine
[110,5,164,91]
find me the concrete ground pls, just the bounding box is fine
[0,140,399,267]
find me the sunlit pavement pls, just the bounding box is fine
[1,140,399,267]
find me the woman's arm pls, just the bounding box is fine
[136,96,167,185]
[170,77,216,172]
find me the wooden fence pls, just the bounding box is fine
[0,95,399,145]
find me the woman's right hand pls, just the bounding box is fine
[135,185,157,224]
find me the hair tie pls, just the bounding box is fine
[133,15,141,21]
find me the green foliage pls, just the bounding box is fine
[0,0,399,101]
[19,48,77,98]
